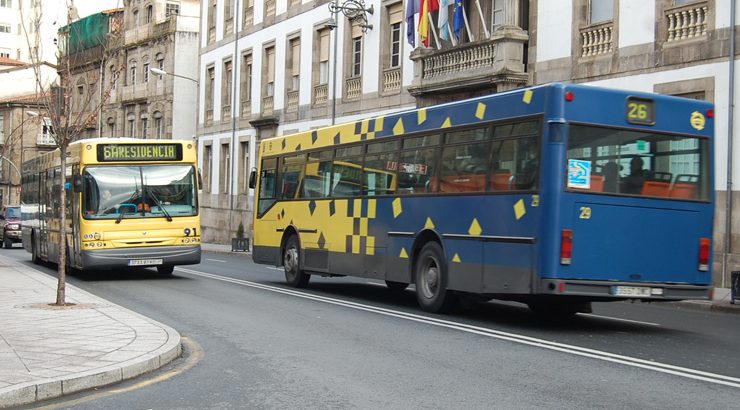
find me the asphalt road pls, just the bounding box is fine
[4,245,739,409]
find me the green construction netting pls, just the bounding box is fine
[60,12,110,54]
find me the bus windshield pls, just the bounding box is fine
[82,165,198,219]
[566,125,710,201]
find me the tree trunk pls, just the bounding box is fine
[55,145,67,306]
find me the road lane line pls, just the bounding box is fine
[175,267,740,389]
[578,313,660,327]
[205,258,227,263]
[365,282,387,287]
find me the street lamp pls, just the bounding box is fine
[149,67,199,84]
[327,0,373,125]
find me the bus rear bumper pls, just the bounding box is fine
[81,245,201,270]
[538,279,712,301]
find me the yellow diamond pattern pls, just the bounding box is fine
[375,117,384,132]
[523,90,533,104]
[475,103,486,120]
[418,108,427,125]
[367,199,377,218]
[424,217,435,229]
[392,198,402,218]
[393,118,405,135]
[514,199,526,220]
[468,218,482,236]
[441,117,452,128]
[400,248,409,258]
[452,253,461,263]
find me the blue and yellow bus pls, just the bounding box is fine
[251,83,714,315]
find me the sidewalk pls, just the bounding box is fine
[0,255,181,408]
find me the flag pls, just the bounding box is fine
[406,0,418,47]
[438,0,449,41]
[453,0,464,39]
[418,0,439,47]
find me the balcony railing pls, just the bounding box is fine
[243,8,254,27]
[262,95,274,114]
[286,90,299,113]
[345,77,362,100]
[121,84,148,101]
[205,108,213,125]
[37,133,56,146]
[265,0,276,18]
[382,68,401,93]
[222,104,232,120]
[241,99,251,116]
[666,2,708,42]
[580,22,613,57]
[421,42,495,80]
[313,84,328,105]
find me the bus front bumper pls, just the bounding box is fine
[538,279,712,301]
[81,245,201,270]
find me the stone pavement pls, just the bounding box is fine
[0,254,181,408]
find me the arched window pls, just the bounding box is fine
[127,113,136,138]
[153,111,164,139]
[141,112,149,139]
[143,56,150,83]
[146,5,153,23]
[107,117,116,137]
[155,53,165,81]
[129,60,137,84]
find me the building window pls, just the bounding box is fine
[220,143,230,194]
[0,49,9,58]
[166,2,180,17]
[390,20,401,68]
[141,114,148,139]
[491,0,504,32]
[154,111,164,139]
[243,0,254,26]
[206,66,215,120]
[127,113,136,138]
[222,59,233,119]
[203,144,212,192]
[240,52,252,115]
[590,0,613,23]
[288,37,300,91]
[208,0,216,43]
[239,141,249,194]
[77,85,84,111]
[107,117,115,137]
[224,0,234,35]
[156,53,164,80]
[351,35,362,77]
[264,45,275,98]
[130,61,137,84]
[319,29,330,84]
[143,61,150,82]
[0,24,10,33]
[109,64,118,89]
[133,10,140,27]
[0,116,4,144]
[0,0,12,8]
[146,5,153,23]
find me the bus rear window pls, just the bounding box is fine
[566,125,709,201]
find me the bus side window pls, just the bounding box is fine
[257,158,277,217]
[398,147,438,194]
[280,154,305,199]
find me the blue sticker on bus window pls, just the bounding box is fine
[568,159,591,189]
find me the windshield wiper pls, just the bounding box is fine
[115,207,129,224]
[148,190,173,222]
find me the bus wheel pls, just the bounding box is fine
[3,238,11,249]
[415,242,457,313]
[283,235,310,288]
[157,265,175,275]
[385,280,408,292]
[31,237,40,264]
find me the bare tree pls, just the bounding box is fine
[21,1,124,306]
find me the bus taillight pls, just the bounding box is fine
[560,229,573,265]
[698,237,710,271]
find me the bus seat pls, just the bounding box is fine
[589,175,605,192]
[670,174,699,199]
[651,171,673,183]
[440,174,486,192]
[641,180,670,197]
[490,170,512,191]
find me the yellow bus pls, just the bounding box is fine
[21,138,201,274]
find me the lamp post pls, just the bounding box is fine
[327,0,373,125]
[149,67,199,84]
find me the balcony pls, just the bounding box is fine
[37,133,56,147]
[345,77,362,100]
[408,29,528,103]
[286,91,299,113]
[121,84,148,102]
[580,22,613,57]
[313,84,328,106]
[262,95,274,115]
[666,1,708,42]
[382,69,400,94]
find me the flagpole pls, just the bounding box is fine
[448,24,457,46]
[462,3,474,42]
[427,13,441,49]
[474,0,490,39]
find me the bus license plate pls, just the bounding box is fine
[128,259,163,266]
[612,286,652,297]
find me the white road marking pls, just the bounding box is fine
[365,282,387,287]
[578,313,661,327]
[205,258,227,263]
[266,266,282,271]
[175,267,740,389]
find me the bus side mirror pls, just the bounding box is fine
[248,168,257,189]
[73,175,83,192]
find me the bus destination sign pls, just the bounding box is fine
[97,144,183,162]
[626,97,655,125]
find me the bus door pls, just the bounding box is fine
[68,164,82,268]
[252,158,280,265]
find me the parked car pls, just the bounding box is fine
[0,205,22,249]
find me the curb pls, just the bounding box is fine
[0,322,180,409]
[667,300,740,315]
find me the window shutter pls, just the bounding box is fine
[389,3,403,25]
[319,30,330,62]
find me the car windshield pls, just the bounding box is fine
[5,207,20,219]
[566,125,710,201]
[82,165,198,220]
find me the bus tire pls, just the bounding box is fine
[385,280,408,292]
[157,265,175,275]
[4,238,11,249]
[31,236,40,264]
[283,235,310,288]
[414,242,457,313]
